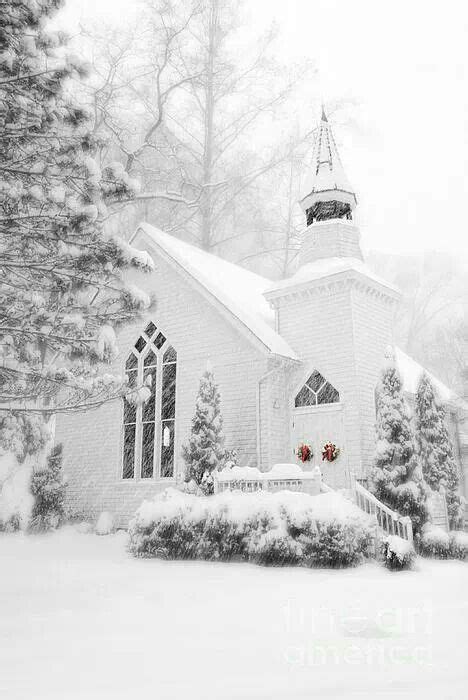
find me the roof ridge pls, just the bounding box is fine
[138,222,272,286]
[135,222,298,361]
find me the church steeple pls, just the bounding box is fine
[300,108,357,226]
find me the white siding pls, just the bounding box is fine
[55,247,270,526]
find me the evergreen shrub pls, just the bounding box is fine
[29,444,66,532]
[128,489,374,568]
[419,527,468,560]
[371,350,428,535]
[419,526,451,559]
[449,531,468,561]
[381,535,416,571]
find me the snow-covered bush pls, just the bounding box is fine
[95,511,115,536]
[419,526,451,559]
[128,488,375,568]
[449,531,468,561]
[382,535,416,571]
[74,521,93,535]
[0,454,35,531]
[29,444,66,532]
[0,513,20,532]
[419,527,468,560]
[248,527,303,566]
[304,521,373,568]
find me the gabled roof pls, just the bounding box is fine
[395,347,457,404]
[134,223,298,361]
[132,223,459,405]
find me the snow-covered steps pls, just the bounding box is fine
[427,490,449,532]
[350,478,413,543]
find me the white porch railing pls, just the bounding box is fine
[213,465,413,544]
[213,464,323,497]
[352,478,413,543]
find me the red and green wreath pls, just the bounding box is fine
[296,443,312,463]
[322,441,340,462]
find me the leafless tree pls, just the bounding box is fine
[74,0,316,263]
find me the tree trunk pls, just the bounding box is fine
[201,0,218,250]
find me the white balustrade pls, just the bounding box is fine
[352,478,413,543]
[213,464,323,497]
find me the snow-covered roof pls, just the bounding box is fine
[133,224,459,405]
[396,347,456,403]
[300,110,355,203]
[266,256,400,299]
[135,223,298,360]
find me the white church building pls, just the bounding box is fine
[56,111,468,526]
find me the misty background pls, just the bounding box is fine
[54,0,467,395]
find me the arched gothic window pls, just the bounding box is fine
[122,322,177,480]
[294,370,339,408]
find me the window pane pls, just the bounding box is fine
[124,369,137,423]
[143,366,156,422]
[144,349,157,368]
[154,332,166,349]
[144,321,157,338]
[123,424,136,479]
[141,422,155,478]
[163,346,177,363]
[317,382,339,405]
[125,353,138,370]
[123,398,136,424]
[160,421,174,477]
[161,362,176,419]
[306,370,326,393]
[134,336,146,353]
[295,385,315,407]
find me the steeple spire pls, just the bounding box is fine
[300,108,357,226]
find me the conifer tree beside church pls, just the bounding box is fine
[183,368,225,494]
[415,374,464,528]
[0,0,153,458]
[371,351,428,534]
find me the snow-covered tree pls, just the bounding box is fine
[0,1,154,456]
[29,443,66,532]
[371,351,427,535]
[415,374,464,529]
[182,367,225,493]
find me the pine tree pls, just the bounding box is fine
[371,351,428,535]
[182,368,225,493]
[0,1,154,457]
[29,443,66,532]
[415,374,464,529]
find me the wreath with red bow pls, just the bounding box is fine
[322,441,340,462]
[296,443,312,463]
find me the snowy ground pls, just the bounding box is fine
[1,529,467,700]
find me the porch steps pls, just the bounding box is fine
[428,490,449,532]
[349,478,413,543]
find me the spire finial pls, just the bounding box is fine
[321,104,328,122]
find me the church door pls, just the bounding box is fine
[291,404,346,489]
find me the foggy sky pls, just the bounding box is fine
[59,0,468,258]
